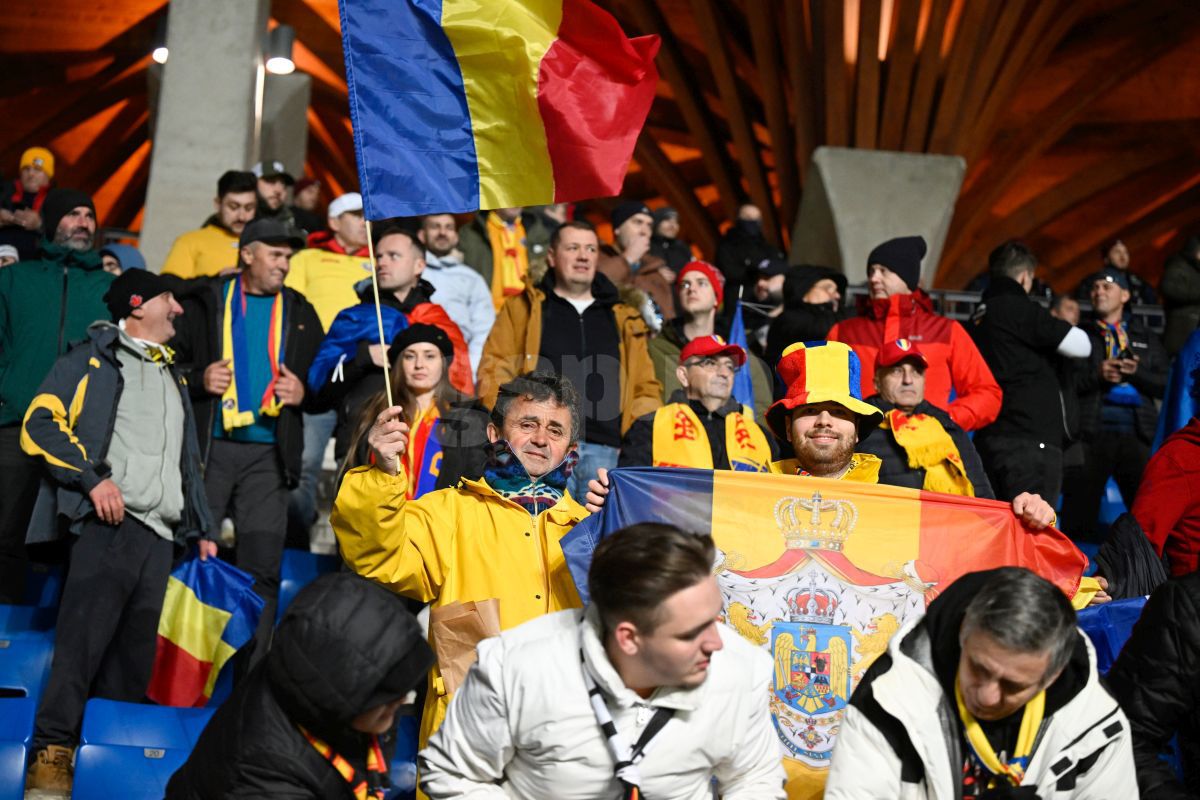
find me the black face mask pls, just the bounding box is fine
[737,219,762,237]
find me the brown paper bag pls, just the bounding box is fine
[428,598,501,694]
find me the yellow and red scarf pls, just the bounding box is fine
[651,403,772,472]
[220,276,285,431]
[883,409,974,496]
[299,726,387,800]
[486,212,528,310]
[402,404,443,500]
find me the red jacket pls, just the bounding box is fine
[827,291,1001,431]
[1133,417,1200,576]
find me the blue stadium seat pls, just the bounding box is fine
[21,563,63,608]
[1097,477,1128,528]
[80,699,215,749]
[277,548,338,623]
[72,743,189,800]
[0,697,36,800]
[0,605,56,634]
[0,631,54,698]
[386,715,419,800]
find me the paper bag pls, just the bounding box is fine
[429,598,501,694]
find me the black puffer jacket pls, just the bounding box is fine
[1106,572,1200,800]
[764,266,846,371]
[858,396,995,499]
[166,572,435,799]
[1075,315,1168,443]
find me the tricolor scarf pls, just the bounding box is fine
[1097,320,1143,407]
[955,679,1046,788]
[882,409,974,496]
[402,404,443,500]
[484,440,576,516]
[9,184,49,212]
[486,212,528,310]
[581,649,674,800]
[299,726,387,800]
[221,276,285,430]
[650,403,771,472]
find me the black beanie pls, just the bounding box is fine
[867,235,927,291]
[388,323,454,366]
[611,200,652,232]
[41,188,95,240]
[103,269,172,321]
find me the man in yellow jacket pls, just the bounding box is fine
[477,219,662,500]
[332,371,589,752]
[160,171,257,279]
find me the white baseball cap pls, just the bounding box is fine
[328,192,364,219]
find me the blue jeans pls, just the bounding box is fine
[287,409,338,533]
[569,442,620,504]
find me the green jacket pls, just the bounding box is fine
[0,243,114,426]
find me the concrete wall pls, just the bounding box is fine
[261,72,312,182]
[790,147,966,288]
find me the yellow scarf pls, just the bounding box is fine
[486,212,528,310]
[955,678,1045,788]
[883,409,974,497]
[769,453,882,482]
[651,403,772,472]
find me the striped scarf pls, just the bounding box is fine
[298,726,387,800]
[581,649,675,800]
[220,276,285,430]
[484,441,576,516]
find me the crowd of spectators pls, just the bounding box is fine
[3,141,1200,798]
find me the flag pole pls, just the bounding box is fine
[364,218,394,408]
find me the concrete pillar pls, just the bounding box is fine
[261,72,312,182]
[139,0,270,273]
[790,147,966,288]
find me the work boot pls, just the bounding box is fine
[26,744,74,793]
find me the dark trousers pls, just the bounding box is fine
[0,425,43,603]
[1061,433,1150,541]
[203,440,287,667]
[32,516,174,750]
[975,435,1064,502]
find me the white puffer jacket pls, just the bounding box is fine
[825,616,1137,800]
[419,607,786,799]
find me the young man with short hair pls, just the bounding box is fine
[419,212,495,377]
[419,523,786,799]
[161,170,260,279]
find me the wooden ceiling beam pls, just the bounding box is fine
[949,0,1029,154]
[689,0,780,241]
[747,0,799,237]
[782,0,816,186]
[620,0,741,219]
[814,0,850,148]
[877,0,921,151]
[853,0,883,150]
[102,146,151,231]
[633,134,718,255]
[901,0,953,152]
[73,102,149,193]
[271,0,346,81]
[927,0,995,153]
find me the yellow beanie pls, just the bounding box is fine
[20,147,55,180]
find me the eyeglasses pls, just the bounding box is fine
[685,357,737,372]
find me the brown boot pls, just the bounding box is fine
[26,744,74,793]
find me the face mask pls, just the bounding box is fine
[737,219,762,237]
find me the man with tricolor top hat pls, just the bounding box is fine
[619,334,775,471]
[826,567,1135,799]
[171,217,323,666]
[21,268,217,793]
[859,338,994,498]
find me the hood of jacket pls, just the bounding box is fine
[860,288,935,321]
[267,572,434,740]
[356,276,437,312]
[538,267,621,307]
[33,241,104,271]
[88,320,174,364]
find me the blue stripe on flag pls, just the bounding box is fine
[728,301,755,411]
[339,0,480,217]
[562,467,715,603]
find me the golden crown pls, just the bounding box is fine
[774,491,858,551]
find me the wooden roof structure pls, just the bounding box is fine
[3,0,1199,289]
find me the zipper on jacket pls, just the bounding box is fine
[57,265,69,354]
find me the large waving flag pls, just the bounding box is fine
[1152,327,1199,451]
[562,467,1089,798]
[147,557,264,707]
[339,0,661,217]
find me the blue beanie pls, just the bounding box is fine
[100,243,147,271]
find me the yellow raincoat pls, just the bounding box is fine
[331,464,589,749]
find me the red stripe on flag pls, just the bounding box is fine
[537,0,660,202]
[147,636,214,708]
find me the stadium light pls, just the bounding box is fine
[266,25,296,75]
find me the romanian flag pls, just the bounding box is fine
[339,0,661,217]
[562,468,1090,799]
[147,557,264,708]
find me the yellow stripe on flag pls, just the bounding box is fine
[442,0,560,208]
[158,575,233,663]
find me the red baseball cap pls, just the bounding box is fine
[679,335,746,367]
[877,338,929,369]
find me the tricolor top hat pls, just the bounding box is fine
[766,341,883,440]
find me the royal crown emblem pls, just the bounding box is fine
[774,491,857,552]
[786,576,840,624]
